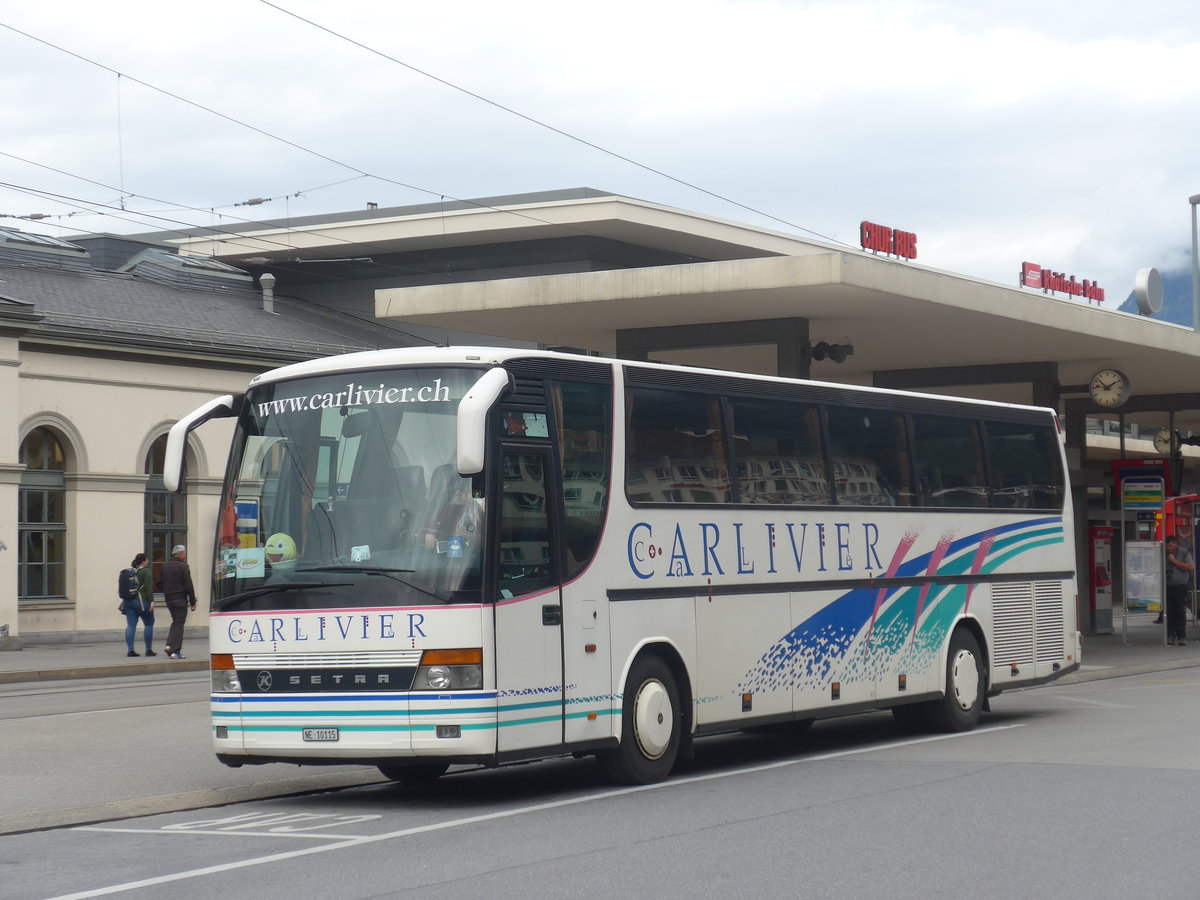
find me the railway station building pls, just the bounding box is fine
[3,188,1198,644]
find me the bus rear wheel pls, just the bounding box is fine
[377,762,449,784]
[601,654,681,785]
[924,629,985,732]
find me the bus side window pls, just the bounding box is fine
[912,414,987,508]
[626,387,729,504]
[499,451,555,597]
[826,407,912,506]
[550,380,611,578]
[985,420,1064,509]
[728,397,828,505]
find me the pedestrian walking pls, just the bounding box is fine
[159,544,196,659]
[121,553,156,657]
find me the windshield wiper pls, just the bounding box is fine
[296,565,415,575]
[212,581,352,612]
[295,565,449,602]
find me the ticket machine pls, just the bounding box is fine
[1089,525,1115,633]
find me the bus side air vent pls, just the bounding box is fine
[1032,581,1067,662]
[991,582,1037,667]
[506,357,612,383]
[509,376,547,407]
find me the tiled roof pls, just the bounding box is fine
[0,258,418,361]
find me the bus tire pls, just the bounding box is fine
[377,762,449,784]
[924,628,985,732]
[601,653,681,785]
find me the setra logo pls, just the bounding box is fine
[256,671,273,692]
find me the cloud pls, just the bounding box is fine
[1,0,1198,305]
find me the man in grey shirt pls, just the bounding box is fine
[1164,535,1194,646]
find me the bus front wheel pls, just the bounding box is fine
[601,654,681,785]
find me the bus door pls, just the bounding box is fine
[493,446,565,753]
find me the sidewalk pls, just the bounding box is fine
[0,629,210,683]
[3,613,1199,685]
[1061,611,1200,683]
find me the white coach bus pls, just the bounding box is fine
[165,346,1080,785]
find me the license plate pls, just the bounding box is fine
[302,727,339,742]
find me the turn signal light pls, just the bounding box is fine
[420,648,482,665]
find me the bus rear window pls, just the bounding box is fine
[986,420,1065,509]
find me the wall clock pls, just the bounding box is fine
[1154,427,1178,455]
[1088,368,1131,408]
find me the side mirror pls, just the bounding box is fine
[163,394,242,492]
[456,367,512,476]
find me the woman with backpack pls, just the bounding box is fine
[121,552,156,658]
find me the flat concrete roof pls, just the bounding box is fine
[157,190,1200,433]
[377,250,1192,393]
[365,196,1200,433]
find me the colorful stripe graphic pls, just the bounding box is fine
[739,518,1064,694]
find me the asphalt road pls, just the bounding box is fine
[3,667,1200,899]
[0,671,383,836]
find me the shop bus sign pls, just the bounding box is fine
[1021,262,1105,303]
[860,221,917,260]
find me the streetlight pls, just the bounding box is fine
[1191,194,1200,332]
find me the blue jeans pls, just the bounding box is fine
[124,604,155,652]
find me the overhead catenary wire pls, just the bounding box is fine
[0,73,703,268]
[0,178,442,347]
[0,18,579,225]
[0,15,858,350]
[0,149,503,277]
[256,0,849,247]
[0,139,705,282]
[0,176,475,286]
[0,14,852,253]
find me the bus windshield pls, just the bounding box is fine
[213,366,487,609]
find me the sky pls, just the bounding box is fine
[2,0,1199,306]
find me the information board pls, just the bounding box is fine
[1125,540,1164,612]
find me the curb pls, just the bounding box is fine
[1056,656,1200,685]
[0,659,208,684]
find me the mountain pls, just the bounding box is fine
[1118,267,1195,324]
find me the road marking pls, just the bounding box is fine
[48,723,1023,900]
[1,702,198,721]
[80,826,366,841]
[82,811,383,841]
[1052,695,1131,709]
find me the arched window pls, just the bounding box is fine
[144,434,187,586]
[18,427,67,600]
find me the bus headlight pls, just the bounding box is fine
[210,654,240,693]
[212,670,241,692]
[414,649,483,690]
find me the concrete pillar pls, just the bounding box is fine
[0,331,22,648]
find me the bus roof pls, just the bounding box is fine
[246,345,1059,418]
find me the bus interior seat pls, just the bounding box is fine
[301,502,336,560]
[328,464,426,556]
